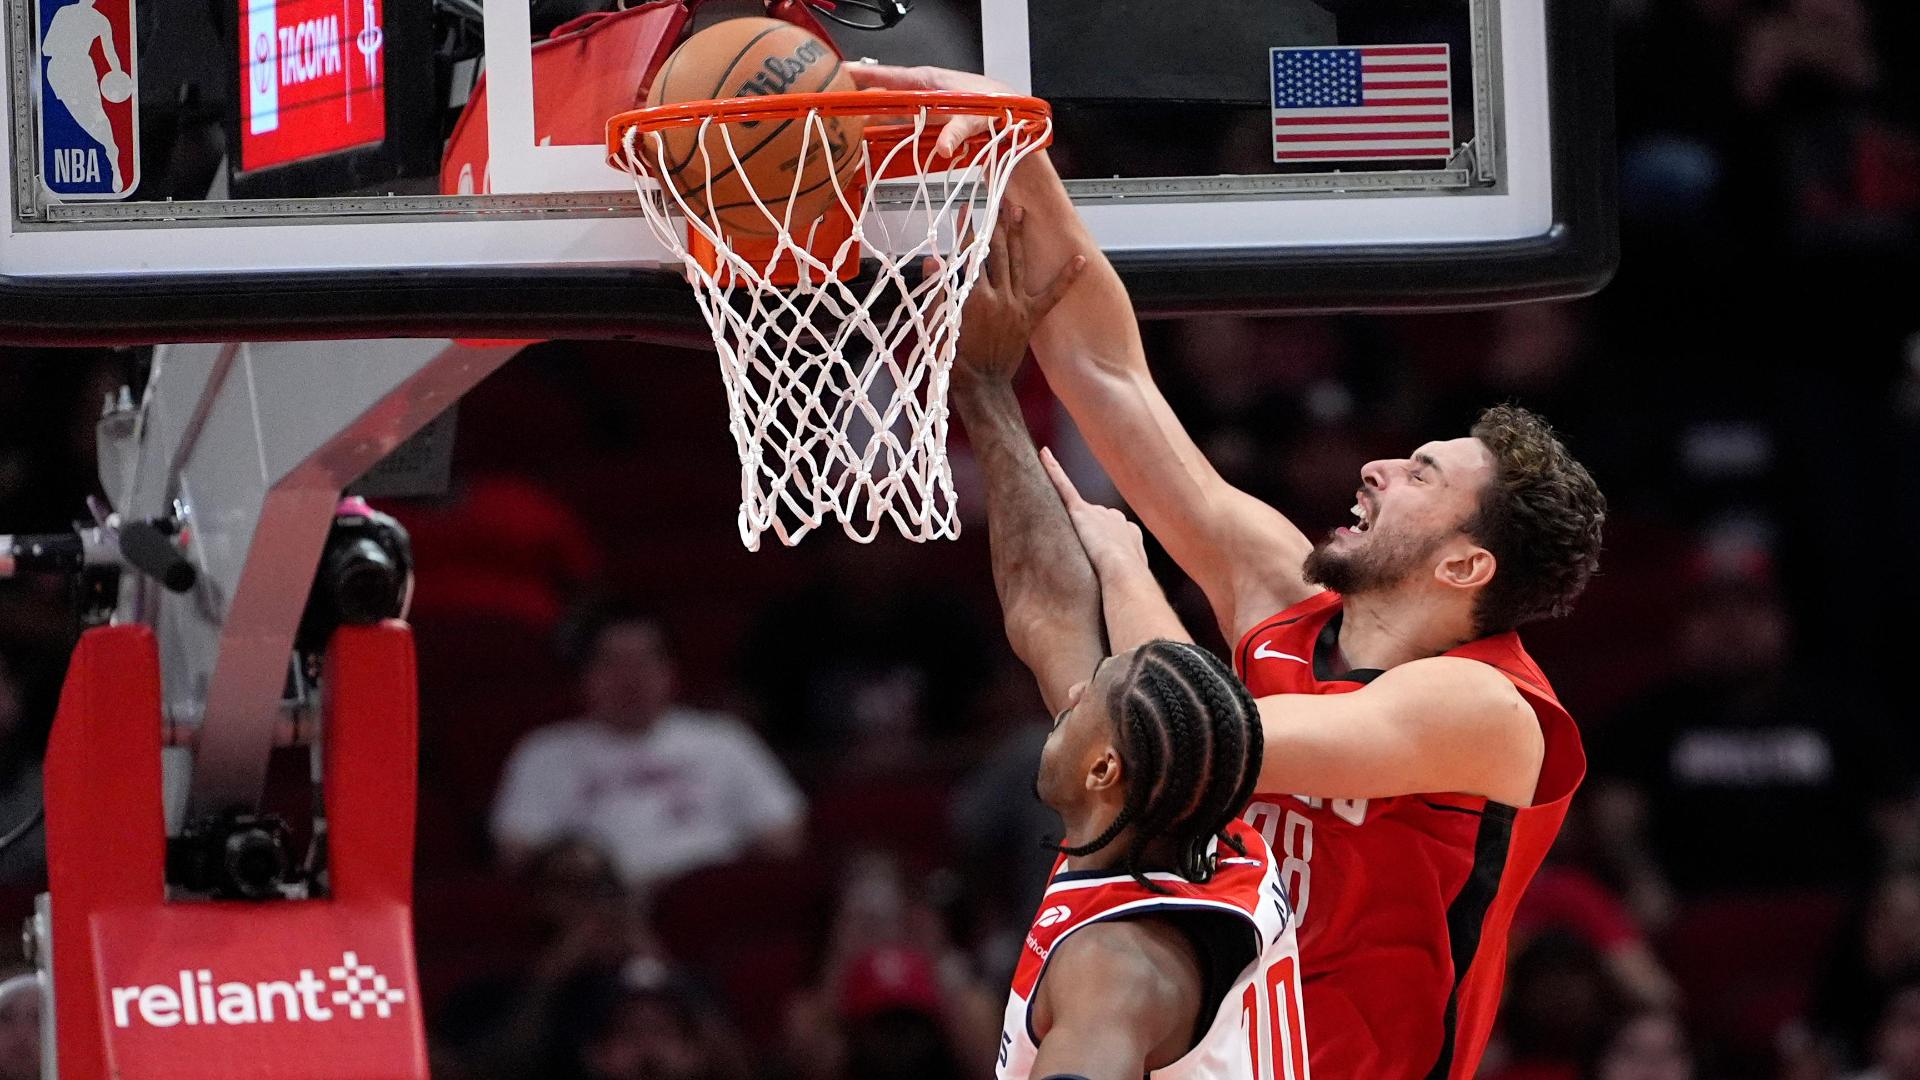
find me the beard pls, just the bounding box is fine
[1302,526,1445,596]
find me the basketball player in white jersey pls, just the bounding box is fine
[951,209,1309,1080]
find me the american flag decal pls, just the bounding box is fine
[1270,44,1455,163]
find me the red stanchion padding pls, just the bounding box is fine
[45,623,429,1079]
[323,621,419,908]
[45,625,169,1080]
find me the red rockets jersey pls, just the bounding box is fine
[997,820,1310,1080]
[1234,591,1585,1080]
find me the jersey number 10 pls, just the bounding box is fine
[1240,955,1308,1080]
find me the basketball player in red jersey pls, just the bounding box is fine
[852,63,1608,1080]
[951,211,1307,1080]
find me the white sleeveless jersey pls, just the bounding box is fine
[995,819,1310,1080]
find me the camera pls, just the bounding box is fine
[166,813,296,900]
[296,499,414,654]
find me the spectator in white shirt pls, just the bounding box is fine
[491,611,805,892]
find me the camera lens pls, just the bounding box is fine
[326,536,402,624]
[223,827,290,900]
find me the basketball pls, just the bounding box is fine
[643,18,865,237]
[99,71,133,104]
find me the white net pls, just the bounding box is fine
[616,102,1050,549]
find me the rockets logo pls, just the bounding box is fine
[34,0,140,199]
[356,0,382,83]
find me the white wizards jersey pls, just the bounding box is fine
[995,819,1309,1080]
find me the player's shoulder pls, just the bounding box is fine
[1050,831,1275,921]
[1385,657,1541,755]
[1380,653,1533,712]
[1045,915,1200,1011]
[1445,628,1563,704]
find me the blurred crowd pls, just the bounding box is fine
[2,0,1919,1077]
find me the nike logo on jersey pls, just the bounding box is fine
[1253,642,1309,664]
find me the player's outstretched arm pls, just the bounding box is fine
[1008,152,1321,641]
[1038,447,1191,651]
[948,208,1098,716]
[1028,920,1204,1079]
[848,63,1320,642]
[1256,656,1547,806]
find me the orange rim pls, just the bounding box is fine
[607,90,1051,168]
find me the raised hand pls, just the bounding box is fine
[953,206,1086,384]
[1040,447,1151,578]
[846,62,1018,157]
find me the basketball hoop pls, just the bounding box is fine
[609,90,1051,549]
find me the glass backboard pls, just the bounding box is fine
[0,0,1614,343]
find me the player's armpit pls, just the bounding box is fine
[1255,656,1546,806]
[1006,154,1320,636]
[1029,919,1204,1079]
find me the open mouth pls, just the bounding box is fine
[1346,492,1373,535]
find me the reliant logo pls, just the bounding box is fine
[110,952,407,1029]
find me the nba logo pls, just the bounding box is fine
[34,0,139,199]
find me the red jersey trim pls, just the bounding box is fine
[1233,590,1339,676]
[1019,897,1266,1047]
[1425,802,1516,1079]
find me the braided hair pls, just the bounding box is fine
[1057,640,1265,891]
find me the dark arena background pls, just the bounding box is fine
[2,1,1919,1078]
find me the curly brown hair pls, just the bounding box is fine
[1464,404,1607,638]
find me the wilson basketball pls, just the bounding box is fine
[644,18,865,237]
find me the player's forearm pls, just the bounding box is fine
[1093,561,1192,651]
[1007,153,1312,629]
[1011,153,1150,386]
[952,374,1104,706]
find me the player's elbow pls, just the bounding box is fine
[1030,338,1142,391]
[1080,346,1142,382]
[1002,604,1076,663]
